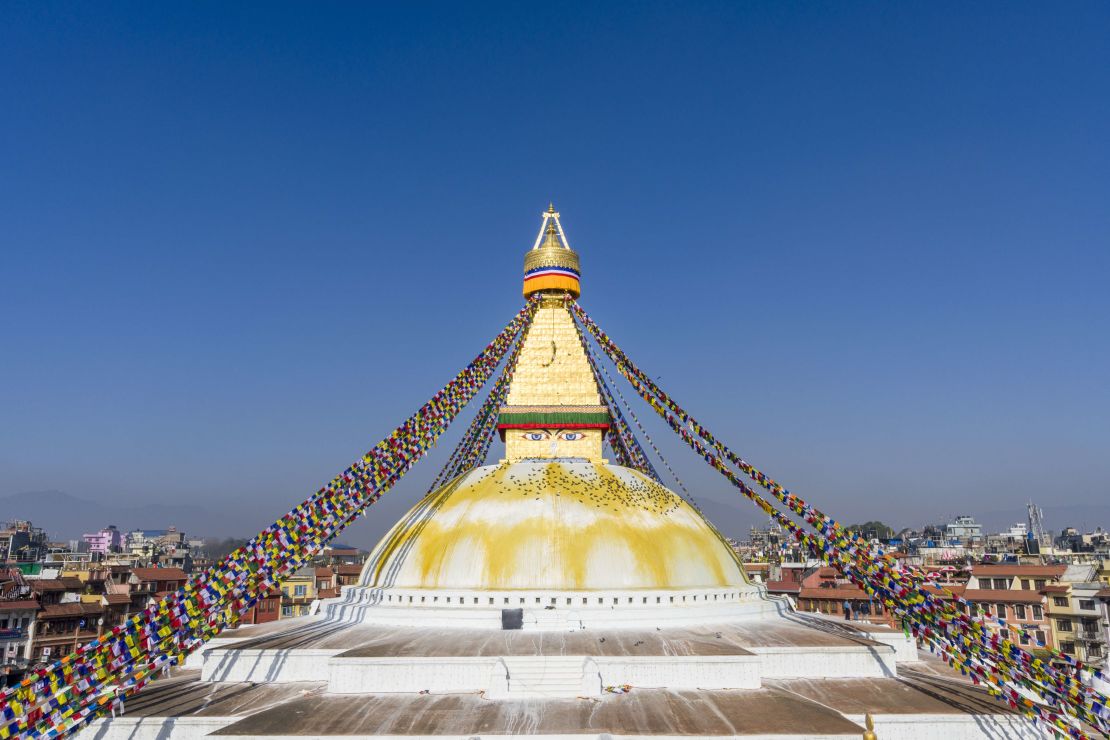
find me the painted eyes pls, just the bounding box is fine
[518,431,585,441]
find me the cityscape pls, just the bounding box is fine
[5,504,1108,689]
[1,520,369,686]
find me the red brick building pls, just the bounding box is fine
[795,567,894,626]
[239,587,282,625]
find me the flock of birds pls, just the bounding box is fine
[485,460,685,517]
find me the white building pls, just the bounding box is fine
[0,599,38,681]
[945,515,982,543]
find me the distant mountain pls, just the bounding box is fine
[0,489,220,540]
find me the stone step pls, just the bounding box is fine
[501,656,590,697]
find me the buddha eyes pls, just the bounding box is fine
[519,431,585,442]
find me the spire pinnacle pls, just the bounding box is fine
[542,220,560,249]
[523,204,581,298]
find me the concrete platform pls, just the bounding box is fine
[80,598,1047,740]
[199,617,907,687]
[212,615,894,655]
[85,668,1040,740]
[209,686,867,738]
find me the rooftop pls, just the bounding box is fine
[0,599,39,611]
[970,564,1066,577]
[131,567,188,582]
[961,589,1045,604]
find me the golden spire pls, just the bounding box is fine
[523,203,581,298]
[541,221,560,249]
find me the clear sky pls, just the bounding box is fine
[2,2,1108,545]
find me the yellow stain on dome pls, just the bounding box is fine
[363,461,749,591]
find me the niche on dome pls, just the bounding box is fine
[501,608,524,630]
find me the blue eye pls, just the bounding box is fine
[523,432,546,441]
[560,432,583,441]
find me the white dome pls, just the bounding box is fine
[360,460,749,591]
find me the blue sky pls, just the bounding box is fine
[2,2,1108,545]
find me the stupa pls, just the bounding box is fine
[86,208,1042,739]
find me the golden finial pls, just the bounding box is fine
[862,713,877,740]
[542,221,560,249]
[523,204,581,299]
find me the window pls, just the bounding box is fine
[1053,596,1068,607]
[281,606,293,617]
[1057,619,1073,633]
[1014,604,1027,620]
[1060,641,1076,655]
[1035,630,1046,645]
[1032,605,1043,619]
[999,629,1009,640]
[996,604,1007,619]
[1019,632,1030,645]
[1079,599,1095,611]
[1022,579,1032,590]
[293,585,307,597]
[1034,580,1046,590]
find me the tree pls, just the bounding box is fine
[846,521,896,540]
[203,537,249,560]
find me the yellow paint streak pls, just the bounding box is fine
[366,471,475,587]
[364,462,749,591]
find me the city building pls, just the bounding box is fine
[1043,564,1107,666]
[0,521,48,563]
[740,562,769,583]
[239,587,282,626]
[82,525,123,556]
[315,567,339,599]
[1056,527,1110,554]
[333,563,363,588]
[963,564,1063,650]
[945,515,982,543]
[279,566,317,617]
[322,546,366,565]
[0,600,37,686]
[984,523,1032,554]
[795,566,894,626]
[128,567,188,608]
[29,602,103,662]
